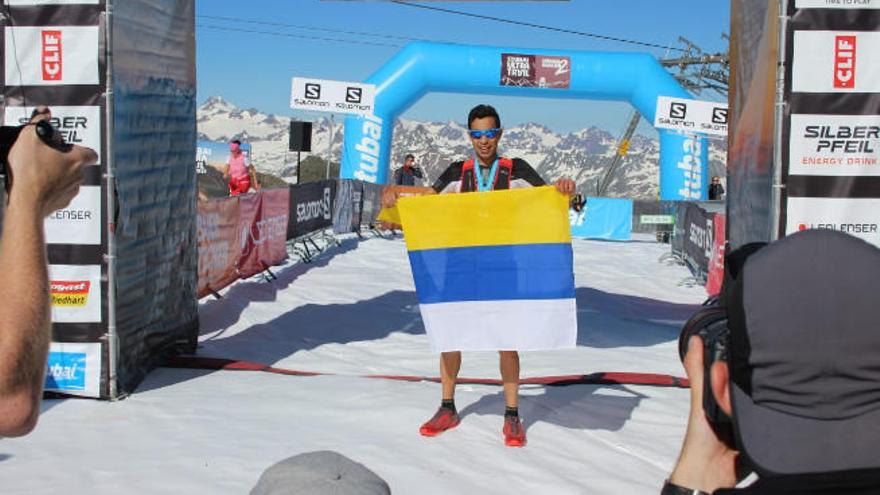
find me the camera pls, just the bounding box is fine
[0,120,62,193]
[677,305,736,448]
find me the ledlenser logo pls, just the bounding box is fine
[834,35,856,89]
[51,280,90,307]
[41,30,62,81]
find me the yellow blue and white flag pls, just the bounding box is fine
[398,186,577,353]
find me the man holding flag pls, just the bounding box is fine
[384,104,576,447]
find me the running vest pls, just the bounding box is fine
[227,153,249,180]
[459,157,514,192]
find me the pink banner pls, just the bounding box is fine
[258,187,290,268]
[197,197,241,298]
[237,193,264,279]
[706,213,726,296]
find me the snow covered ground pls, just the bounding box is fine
[1,234,706,494]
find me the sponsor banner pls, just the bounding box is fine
[196,139,251,174]
[4,105,102,164]
[792,31,880,93]
[49,264,101,323]
[197,197,240,298]
[705,213,726,297]
[785,197,880,246]
[44,342,101,398]
[360,182,383,225]
[332,179,355,234]
[236,193,264,278]
[288,180,336,239]
[569,197,633,241]
[796,0,880,8]
[259,187,290,267]
[655,96,729,136]
[290,77,376,116]
[500,53,571,89]
[789,114,880,176]
[351,180,364,231]
[640,214,675,225]
[682,202,715,280]
[4,26,100,86]
[45,185,101,245]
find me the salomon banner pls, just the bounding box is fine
[781,4,880,244]
[197,197,241,298]
[288,180,336,239]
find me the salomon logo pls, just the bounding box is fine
[670,102,687,120]
[305,83,321,99]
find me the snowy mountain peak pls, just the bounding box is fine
[197,96,727,197]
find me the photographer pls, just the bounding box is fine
[392,153,423,186]
[0,110,96,437]
[665,229,880,494]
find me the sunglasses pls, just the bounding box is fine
[468,128,501,139]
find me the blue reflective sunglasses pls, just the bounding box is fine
[468,128,501,139]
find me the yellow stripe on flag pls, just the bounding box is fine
[398,186,571,251]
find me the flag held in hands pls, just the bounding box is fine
[398,187,577,353]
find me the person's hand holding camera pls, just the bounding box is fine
[6,113,97,217]
[667,336,739,494]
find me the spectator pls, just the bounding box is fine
[0,109,96,436]
[392,153,423,186]
[664,229,880,494]
[708,176,725,200]
[224,139,257,196]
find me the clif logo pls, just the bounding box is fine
[834,35,856,89]
[41,30,62,81]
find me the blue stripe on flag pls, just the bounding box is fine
[408,243,575,304]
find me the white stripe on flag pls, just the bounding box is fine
[419,298,577,353]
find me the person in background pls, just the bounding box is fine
[0,108,96,436]
[392,153,423,186]
[708,176,725,200]
[224,139,256,196]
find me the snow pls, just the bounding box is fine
[1,234,706,494]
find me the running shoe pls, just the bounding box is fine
[419,407,461,437]
[503,415,526,447]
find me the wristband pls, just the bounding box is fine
[661,479,710,495]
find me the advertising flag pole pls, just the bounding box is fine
[104,0,119,399]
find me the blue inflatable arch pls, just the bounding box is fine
[340,41,708,201]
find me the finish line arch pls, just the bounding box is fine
[340,41,708,201]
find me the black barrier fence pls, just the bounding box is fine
[288,180,337,240]
[671,201,725,283]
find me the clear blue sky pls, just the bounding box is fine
[196,0,730,135]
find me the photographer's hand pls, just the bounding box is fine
[668,336,739,493]
[6,115,96,216]
[0,111,96,437]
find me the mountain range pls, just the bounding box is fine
[197,96,727,199]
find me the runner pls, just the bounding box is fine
[384,104,576,447]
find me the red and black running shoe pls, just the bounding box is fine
[503,415,526,447]
[419,407,461,437]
